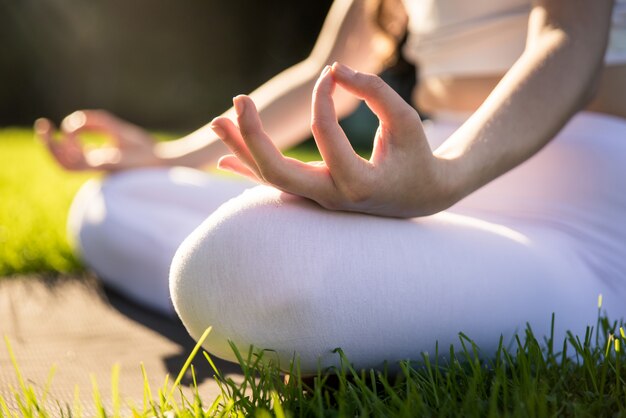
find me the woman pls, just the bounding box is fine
[37,0,626,373]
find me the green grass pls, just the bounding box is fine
[0,129,92,275]
[3,314,626,417]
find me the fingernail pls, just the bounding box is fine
[333,62,354,77]
[34,118,49,133]
[217,157,234,172]
[233,96,246,117]
[63,111,86,131]
[216,159,229,170]
[210,123,225,138]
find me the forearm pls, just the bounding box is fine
[435,0,613,204]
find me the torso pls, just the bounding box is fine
[415,64,626,119]
[399,0,626,118]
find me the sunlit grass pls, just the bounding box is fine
[2,314,626,417]
[0,129,92,275]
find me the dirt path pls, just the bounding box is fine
[0,276,242,414]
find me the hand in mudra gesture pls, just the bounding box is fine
[35,110,160,172]
[211,62,455,218]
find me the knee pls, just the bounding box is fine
[169,186,332,369]
[67,177,107,255]
[68,170,156,245]
[67,169,180,314]
[68,168,187,252]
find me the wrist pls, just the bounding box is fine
[430,155,473,212]
[153,141,186,167]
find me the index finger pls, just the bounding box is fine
[34,118,90,170]
[330,63,419,127]
[61,110,128,139]
[311,65,368,182]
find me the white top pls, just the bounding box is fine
[402,0,626,79]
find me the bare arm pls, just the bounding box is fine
[156,0,394,168]
[436,0,614,204]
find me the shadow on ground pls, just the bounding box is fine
[0,275,242,413]
[103,284,242,386]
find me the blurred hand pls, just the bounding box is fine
[210,63,456,218]
[35,110,162,172]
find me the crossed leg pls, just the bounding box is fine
[169,186,605,373]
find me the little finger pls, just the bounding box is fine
[217,154,262,183]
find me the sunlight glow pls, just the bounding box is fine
[436,212,531,246]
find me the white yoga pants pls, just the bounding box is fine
[69,111,626,373]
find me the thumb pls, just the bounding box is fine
[330,62,419,128]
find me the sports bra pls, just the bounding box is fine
[401,0,626,79]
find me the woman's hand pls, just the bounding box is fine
[35,110,162,172]
[210,63,458,218]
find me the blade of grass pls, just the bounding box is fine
[166,326,212,404]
